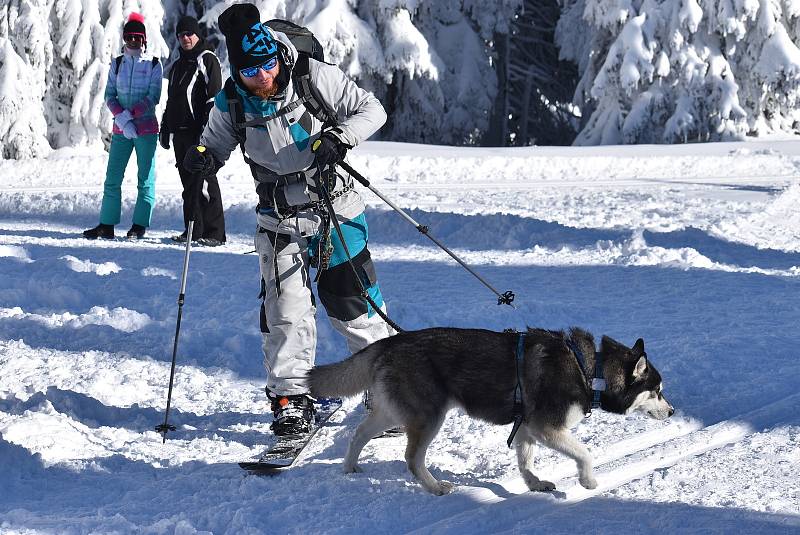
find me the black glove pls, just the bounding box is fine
[159,128,170,150]
[312,133,347,169]
[183,145,215,175]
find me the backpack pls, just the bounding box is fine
[224,19,337,155]
[113,55,160,75]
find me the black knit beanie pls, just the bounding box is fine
[176,16,202,37]
[218,3,278,70]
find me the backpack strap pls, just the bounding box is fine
[224,78,248,155]
[292,53,338,127]
[113,55,159,74]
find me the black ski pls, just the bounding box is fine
[239,397,342,471]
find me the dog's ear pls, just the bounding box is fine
[632,355,648,380]
[632,338,645,356]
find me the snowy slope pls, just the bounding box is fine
[1,140,799,533]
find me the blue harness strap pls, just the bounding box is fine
[565,338,605,413]
[506,333,526,448]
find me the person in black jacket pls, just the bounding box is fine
[161,16,226,246]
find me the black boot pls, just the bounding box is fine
[267,390,315,436]
[197,237,225,247]
[126,224,146,239]
[171,231,188,243]
[83,223,114,240]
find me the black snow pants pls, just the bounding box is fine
[173,130,226,242]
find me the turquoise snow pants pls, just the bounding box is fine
[99,134,157,227]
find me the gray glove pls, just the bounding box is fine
[121,121,138,139]
[114,110,138,139]
[114,110,133,129]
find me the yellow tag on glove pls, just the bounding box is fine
[197,145,206,153]
[312,139,322,152]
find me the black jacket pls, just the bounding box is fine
[163,41,222,133]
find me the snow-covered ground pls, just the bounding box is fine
[1,139,799,534]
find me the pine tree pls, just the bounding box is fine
[0,0,168,158]
[0,0,52,158]
[560,0,800,145]
[0,0,521,158]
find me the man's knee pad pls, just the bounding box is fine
[317,247,384,322]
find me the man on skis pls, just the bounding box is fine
[184,3,394,437]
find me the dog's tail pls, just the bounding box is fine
[308,342,379,399]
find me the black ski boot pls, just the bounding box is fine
[197,237,225,247]
[126,224,146,239]
[171,231,188,243]
[83,223,114,240]
[267,390,316,436]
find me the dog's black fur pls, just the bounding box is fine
[309,327,673,495]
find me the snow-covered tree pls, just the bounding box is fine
[559,0,800,145]
[375,0,521,145]
[0,0,52,159]
[0,0,519,159]
[0,0,168,159]
[205,0,521,145]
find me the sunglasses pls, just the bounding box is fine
[123,34,144,42]
[177,31,195,38]
[239,57,278,78]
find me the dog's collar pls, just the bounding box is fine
[565,338,606,414]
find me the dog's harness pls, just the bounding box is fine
[505,333,607,448]
[506,333,526,448]
[565,338,606,415]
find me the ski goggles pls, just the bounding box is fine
[123,34,144,42]
[239,57,278,78]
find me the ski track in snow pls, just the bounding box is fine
[1,141,800,533]
[419,393,800,533]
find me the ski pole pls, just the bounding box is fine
[309,153,404,332]
[156,147,206,442]
[155,218,193,442]
[337,161,515,307]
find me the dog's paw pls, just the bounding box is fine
[522,472,556,492]
[343,463,363,474]
[433,480,455,496]
[527,479,556,492]
[579,474,598,490]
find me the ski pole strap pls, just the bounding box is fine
[507,333,526,448]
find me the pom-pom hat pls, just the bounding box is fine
[123,12,147,42]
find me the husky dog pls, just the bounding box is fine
[309,327,674,495]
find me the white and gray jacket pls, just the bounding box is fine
[200,29,387,223]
